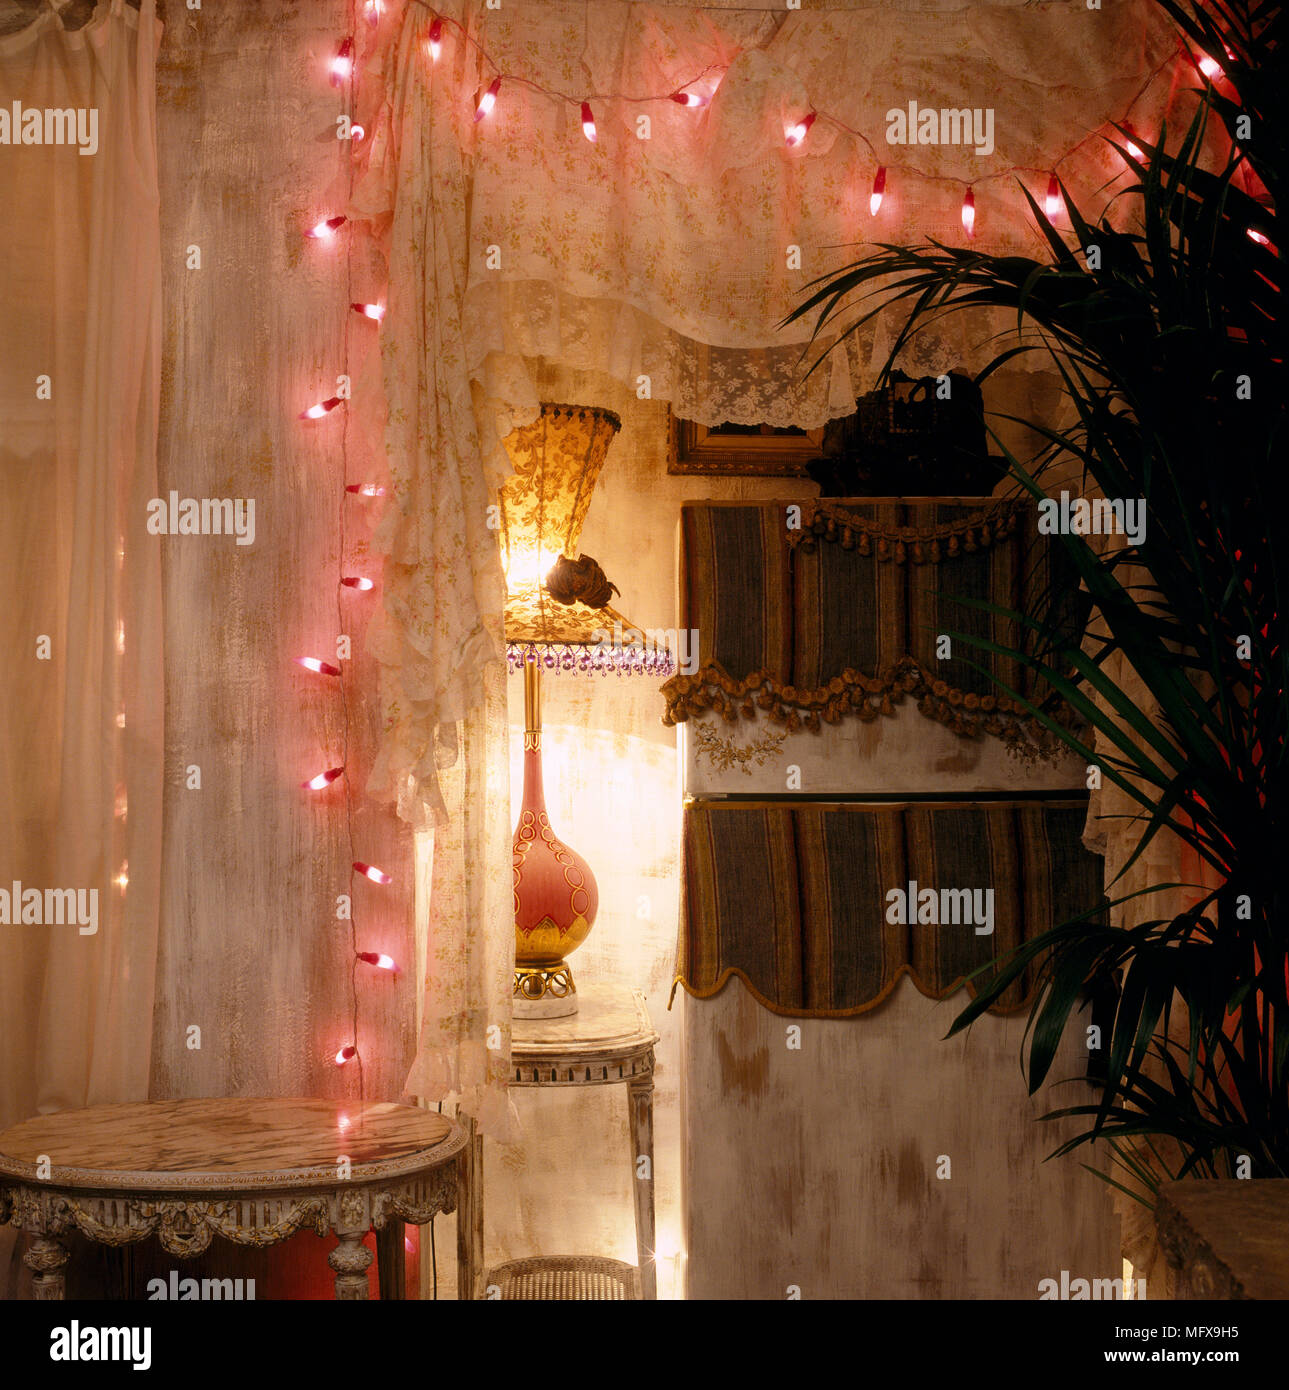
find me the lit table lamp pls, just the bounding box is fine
[500,403,671,1018]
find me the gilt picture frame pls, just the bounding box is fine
[667,412,826,477]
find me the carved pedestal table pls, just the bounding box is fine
[1155,1179,1289,1299]
[478,983,660,1300]
[0,1098,466,1300]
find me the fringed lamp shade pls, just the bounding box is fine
[498,403,669,1017]
[500,403,672,675]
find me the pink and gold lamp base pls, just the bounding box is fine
[512,659,597,1019]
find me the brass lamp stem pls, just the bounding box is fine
[523,659,542,746]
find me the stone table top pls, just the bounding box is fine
[0,1098,461,1194]
[512,983,658,1058]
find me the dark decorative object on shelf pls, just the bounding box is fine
[806,370,1005,497]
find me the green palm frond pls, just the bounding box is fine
[787,1,1289,1184]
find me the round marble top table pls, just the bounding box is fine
[0,1098,466,1300]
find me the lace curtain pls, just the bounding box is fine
[443,0,1175,427]
[355,7,521,1137]
[0,0,163,1128]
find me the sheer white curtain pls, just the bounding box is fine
[0,0,163,1128]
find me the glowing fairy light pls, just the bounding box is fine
[296,657,342,676]
[869,166,886,216]
[330,38,353,87]
[785,111,816,147]
[303,767,345,790]
[475,76,501,122]
[961,187,976,238]
[306,215,347,240]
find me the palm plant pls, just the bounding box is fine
[785,1,1286,1194]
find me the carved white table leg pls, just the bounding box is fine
[627,1074,656,1300]
[329,1233,373,1300]
[24,1235,70,1300]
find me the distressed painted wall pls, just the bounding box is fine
[683,980,1119,1299]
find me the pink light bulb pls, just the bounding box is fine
[346,483,386,497]
[475,77,501,122]
[962,188,976,239]
[296,657,342,676]
[351,302,385,321]
[358,951,396,970]
[870,166,886,217]
[350,123,365,142]
[303,767,344,790]
[1197,54,1222,81]
[354,861,392,885]
[785,112,816,147]
[581,101,597,143]
[335,1045,357,1066]
[428,18,442,61]
[300,396,343,420]
[1045,174,1061,220]
[671,91,707,108]
[305,215,347,240]
[341,576,375,590]
[1248,229,1271,247]
[330,38,353,87]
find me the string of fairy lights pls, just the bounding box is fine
[392,2,1238,237]
[296,6,1257,1077]
[303,12,1213,258]
[298,0,395,1089]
